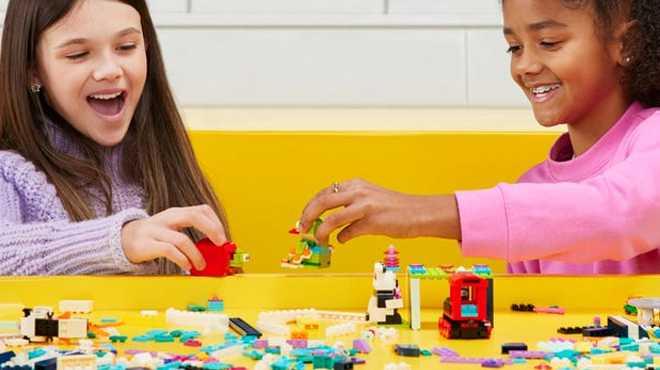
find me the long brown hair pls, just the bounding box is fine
[0,0,230,238]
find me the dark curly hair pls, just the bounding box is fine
[623,0,660,107]
[562,0,660,107]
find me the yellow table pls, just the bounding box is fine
[0,274,656,369]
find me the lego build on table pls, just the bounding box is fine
[189,238,249,277]
[407,263,494,339]
[5,251,660,370]
[281,218,333,269]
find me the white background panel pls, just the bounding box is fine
[0,0,529,107]
[466,29,529,107]
[145,0,188,13]
[159,28,466,106]
[191,0,384,14]
[389,0,501,14]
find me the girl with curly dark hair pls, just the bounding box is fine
[299,0,660,274]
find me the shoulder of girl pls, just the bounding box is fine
[0,150,36,171]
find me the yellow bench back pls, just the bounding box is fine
[189,131,560,274]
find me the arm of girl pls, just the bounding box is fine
[299,178,461,246]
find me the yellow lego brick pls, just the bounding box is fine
[574,341,594,353]
[590,351,635,364]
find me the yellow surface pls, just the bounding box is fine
[0,274,656,369]
[188,131,560,274]
[181,107,558,132]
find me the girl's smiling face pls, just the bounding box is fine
[35,0,147,147]
[503,0,629,131]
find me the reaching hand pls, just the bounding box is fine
[120,204,227,270]
[299,178,461,245]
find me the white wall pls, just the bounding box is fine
[0,0,530,108]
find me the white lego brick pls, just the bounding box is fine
[325,322,356,337]
[3,338,29,347]
[128,352,156,368]
[57,355,97,370]
[59,300,93,314]
[384,362,412,370]
[386,299,404,309]
[58,318,88,338]
[267,337,287,347]
[258,308,317,324]
[211,344,243,361]
[140,310,158,317]
[255,321,290,336]
[307,339,325,347]
[316,310,367,322]
[408,276,421,330]
[165,308,229,328]
[19,316,36,339]
[0,321,18,331]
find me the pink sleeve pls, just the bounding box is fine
[457,121,660,264]
[456,187,510,260]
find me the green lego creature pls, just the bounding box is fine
[281,218,333,269]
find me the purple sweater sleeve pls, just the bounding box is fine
[0,151,158,275]
[0,208,158,275]
[457,107,660,265]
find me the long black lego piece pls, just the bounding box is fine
[229,317,262,338]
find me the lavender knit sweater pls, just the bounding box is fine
[0,122,160,275]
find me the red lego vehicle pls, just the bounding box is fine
[438,272,492,339]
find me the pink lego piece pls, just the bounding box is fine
[533,307,565,314]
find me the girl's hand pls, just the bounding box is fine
[120,204,227,270]
[299,178,461,245]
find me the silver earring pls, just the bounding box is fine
[625,57,632,64]
[30,84,42,93]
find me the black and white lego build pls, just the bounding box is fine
[20,306,87,342]
[367,262,403,325]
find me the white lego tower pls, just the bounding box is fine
[367,262,403,324]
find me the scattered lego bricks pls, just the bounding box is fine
[6,264,660,370]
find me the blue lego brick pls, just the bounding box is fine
[394,344,420,357]
[28,348,46,360]
[333,358,354,370]
[460,304,478,317]
[0,351,16,366]
[207,300,224,312]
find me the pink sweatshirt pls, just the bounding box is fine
[457,102,660,274]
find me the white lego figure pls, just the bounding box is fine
[367,262,403,324]
[20,306,87,342]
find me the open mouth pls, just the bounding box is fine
[530,84,561,96]
[87,91,126,116]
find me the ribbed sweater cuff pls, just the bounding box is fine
[42,208,157,275]
[455,186,509,260]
